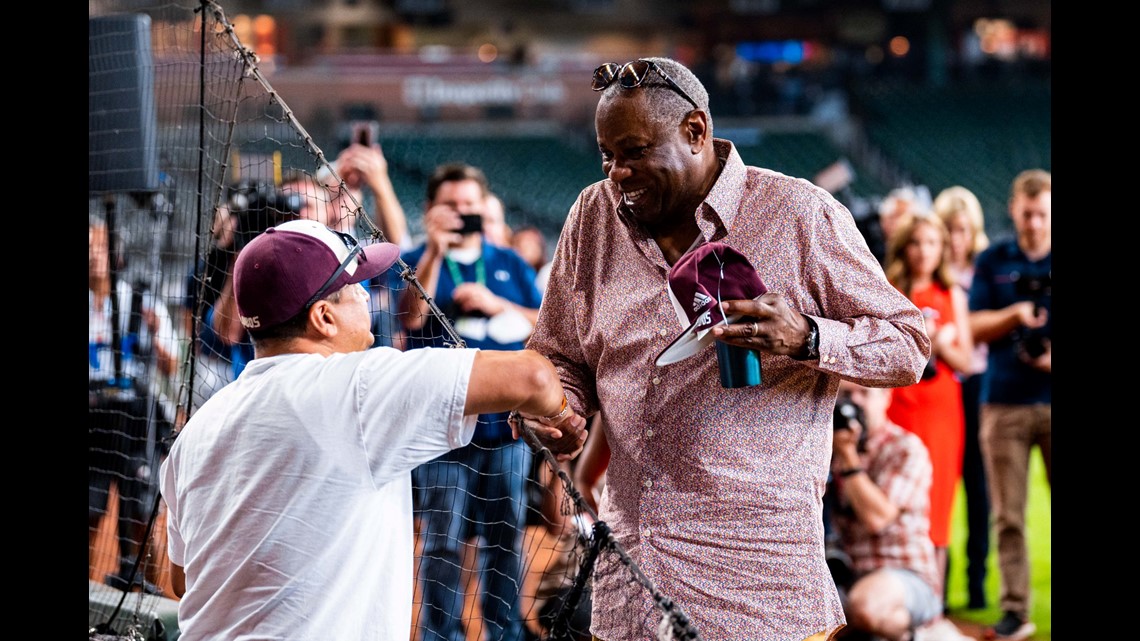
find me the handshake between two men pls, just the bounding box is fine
[463,347,589,461]
[509,397,589,462]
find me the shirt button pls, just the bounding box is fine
[646,429,654,438]
[644,478,653,489]
[644,527,652,538]
[652,376,661,385]
[659,328,669,336]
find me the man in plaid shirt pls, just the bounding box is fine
[829,381,975,641]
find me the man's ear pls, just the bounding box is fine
[685,110,710,153]
[308,300,339,338]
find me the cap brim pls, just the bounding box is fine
[351,242,401,283]
[655,309,748,366]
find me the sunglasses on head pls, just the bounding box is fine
[305,230,363,309]
[591,59,699,110]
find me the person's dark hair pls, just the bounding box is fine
[426,163,489,203]
[599,57,714,138]
[247,284,349,343]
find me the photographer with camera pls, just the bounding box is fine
[397,162,544,641]
[826,380,975,641]
[967,169,1050,641]
[198,180,308,383]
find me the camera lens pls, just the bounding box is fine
[833,399,859,430]
[1019,332,1048,359]
[832,397,868,452]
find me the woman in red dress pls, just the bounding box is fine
[883,213,975,598]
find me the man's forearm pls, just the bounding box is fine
[369,174,408,246]
[969,307,1020,344]
[842,472,899,534]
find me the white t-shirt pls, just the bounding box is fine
[160,345,478,641]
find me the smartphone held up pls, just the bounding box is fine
[351,120,380,148]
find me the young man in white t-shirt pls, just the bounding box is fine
[160,219,587,641]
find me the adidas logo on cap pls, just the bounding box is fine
[691,291,712,312]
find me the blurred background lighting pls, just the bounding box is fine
[888,36,910,57]
[478,43,498,63]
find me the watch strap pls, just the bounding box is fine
[792,315,820,361]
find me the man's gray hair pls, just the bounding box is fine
[600,57,714,137]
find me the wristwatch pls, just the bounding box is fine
[793,316,820,361]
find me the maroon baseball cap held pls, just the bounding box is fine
[234,219,400,331]
[655,241,767,366]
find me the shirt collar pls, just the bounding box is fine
[696,138,746,242]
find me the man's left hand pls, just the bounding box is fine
[711,293,811,357]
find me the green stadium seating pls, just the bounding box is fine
[379,130,887,242]
[851,78,1051,238]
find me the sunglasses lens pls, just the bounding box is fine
[620,60,651,89]
[591,59,698,109]
[591,63,619,91]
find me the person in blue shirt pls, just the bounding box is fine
[967,169,1050,641]
[399,163,543,641]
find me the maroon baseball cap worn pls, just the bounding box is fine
[655,241,767,366]
[234,219,400,331]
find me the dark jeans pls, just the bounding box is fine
[414,438,533,641]
[959,373,990,604]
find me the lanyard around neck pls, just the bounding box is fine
[444,254,486,286]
